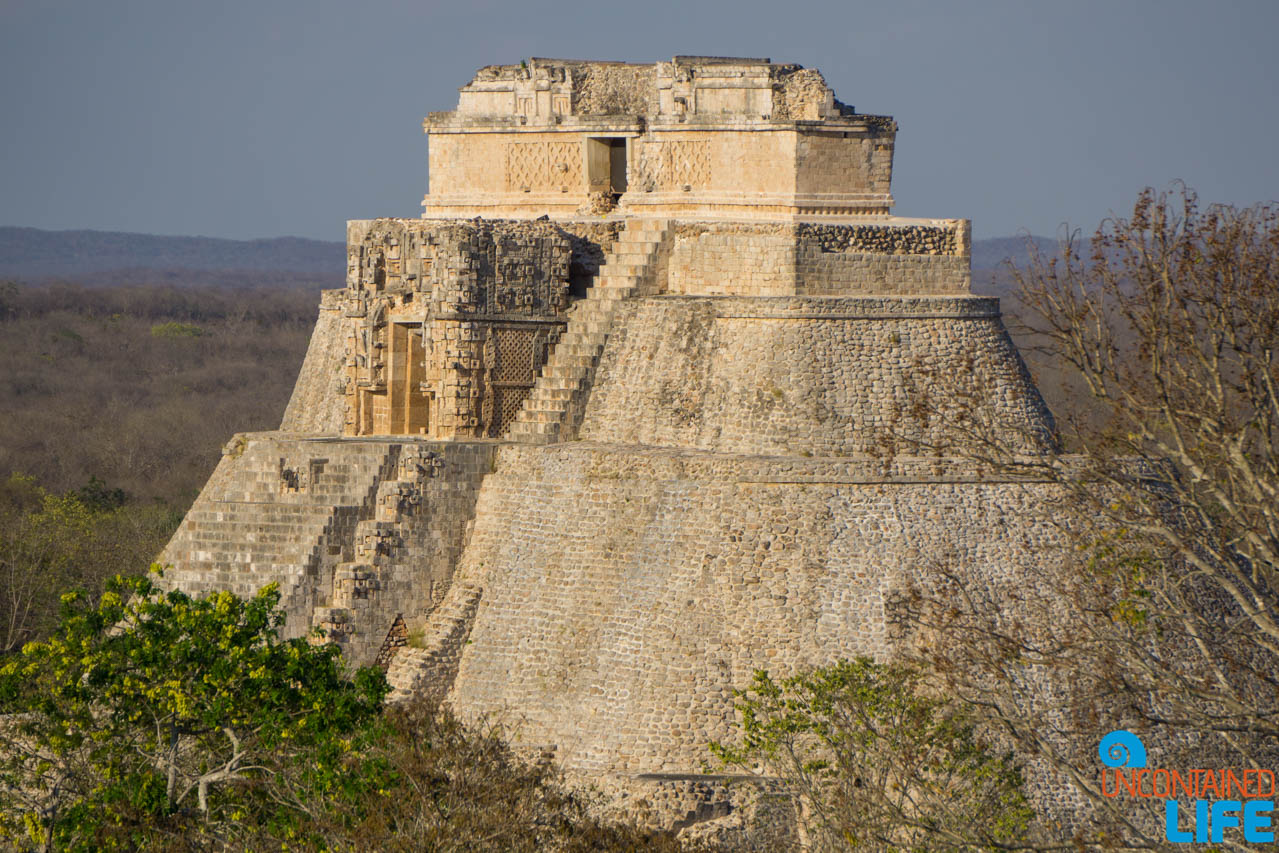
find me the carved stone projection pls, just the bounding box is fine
[338,219,569,440]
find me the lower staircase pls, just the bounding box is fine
[384,581,484,703]
[311,451,436,660]
[310,481,411,656]
[506,219,669,444]
[310,444,491,666]
[159,439,397,631]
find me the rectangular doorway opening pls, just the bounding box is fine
[387,323,429,435]
[607,138,627,193]
[586,137,628,200]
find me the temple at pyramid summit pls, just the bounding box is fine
[160,57,1063,845]
[421,55,897,221]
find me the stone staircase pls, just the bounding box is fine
[311,451,436,656]
[505,219,669,444]
[310,483,410,652]
[159,439,398,632]
[310,444,493,666]
[385,581,484,703]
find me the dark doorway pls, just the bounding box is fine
[586,137,628,200]
[607,138,628,193]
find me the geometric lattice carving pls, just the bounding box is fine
[482,326,549,438]
[506,141,582,191]
[638,140,711,189]
[492,327,537,384]
[493,387,532,437]
[664,140,710,187]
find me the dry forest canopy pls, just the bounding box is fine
[0,279,320,505]
[0,270,325,655]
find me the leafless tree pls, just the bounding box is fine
[892,186,1279,849]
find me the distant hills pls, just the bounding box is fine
[0,225,1057,287]
[0,227,345,283]
[969,235,1061,272]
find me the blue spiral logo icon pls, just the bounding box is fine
[1098,730,1147,768]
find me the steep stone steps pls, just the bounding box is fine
[313,470,429,650]
[505,219,669,445]
[158,440,399,621]
[385,581,485,703]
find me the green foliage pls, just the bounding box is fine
[72,476,125,511]
[0,574,388,851]
[0,474,179,652]
[149,321,204,338]
[0,578,685,851]
[711,658,1032,851]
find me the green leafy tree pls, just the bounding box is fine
[0,573,388,851]
[0,474,180,653]
[0,475,96,653]
[710,658,1033,851]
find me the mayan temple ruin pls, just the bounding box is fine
[160,57,1066,845]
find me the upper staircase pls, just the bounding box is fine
[505,219,669,444]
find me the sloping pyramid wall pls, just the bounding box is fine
[577,295,1055,456]
[164,211,1072,843]
[366,221,1073,841]
[439,443,1069,777]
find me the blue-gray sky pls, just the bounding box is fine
[2,0,1276,242]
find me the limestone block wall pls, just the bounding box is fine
[795,130,893,198]
[280,290,347,433]
[665,220,971,296]
[318,441,496,667]
[795,252,970,295]
[578,296,1055,457]
[436,442,1073,777]
[666,226,797,294]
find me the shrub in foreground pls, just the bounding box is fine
[0,576,689,852]
[711,658,1033,851]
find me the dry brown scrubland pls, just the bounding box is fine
[0,280,318,505]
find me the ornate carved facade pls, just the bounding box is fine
[339,219,569,439]
[423,56,897,220]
